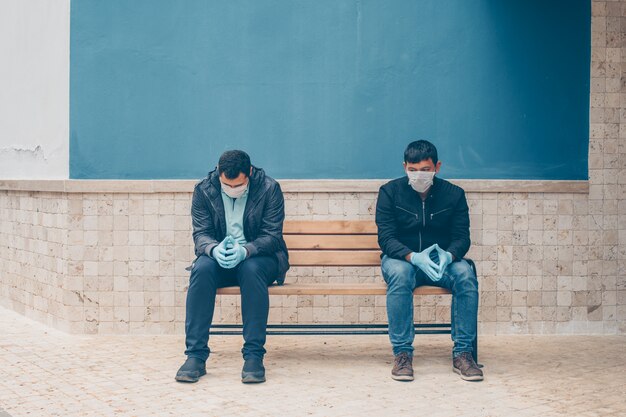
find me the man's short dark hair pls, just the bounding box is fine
[404,140,438,165]
[218,150,251,179]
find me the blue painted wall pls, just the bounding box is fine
[70,0,590,180]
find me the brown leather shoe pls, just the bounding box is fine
[453,352,484,381]
[391,352,414,381]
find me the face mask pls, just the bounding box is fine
[221,182,248,199]
[407,170,435,193]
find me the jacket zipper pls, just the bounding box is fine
[396,204,429,252]
[430,207,450,219]
[420,201,426,251]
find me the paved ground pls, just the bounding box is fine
[0,307,624,417]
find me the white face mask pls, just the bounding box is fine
[407,170,435,193]
[221,182,248,199]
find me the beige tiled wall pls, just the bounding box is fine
[0,185,623,335]
[0,192,69,330]
[1,0,625,334]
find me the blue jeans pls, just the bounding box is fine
[184,255,278,361]
[381,255,478,357]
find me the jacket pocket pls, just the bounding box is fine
[394,205,421,227]
[395,205,419,218]
[185,256,200,272]
[430,207,451,220]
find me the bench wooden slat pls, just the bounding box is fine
[284,234,379,250]
[217,283,451,296]
[289,250,382,266]
[284,220,377,235]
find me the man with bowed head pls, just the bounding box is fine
[176,150,289,384]
[376,140,483,382]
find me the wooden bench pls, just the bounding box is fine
[212,220,478,361]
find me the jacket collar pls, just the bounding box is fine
[205,170,226,235]
[243,166,270,221]
[204,166,270,223]
[426,175,442,200]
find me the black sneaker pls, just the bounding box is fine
[391,352,414,381]
[175,357,206,383]
[241,357,266,383]
[453,352,484,381]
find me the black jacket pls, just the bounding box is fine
[375,176,471,261]
[191,166,290,283]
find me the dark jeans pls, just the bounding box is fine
[184,254,278,361]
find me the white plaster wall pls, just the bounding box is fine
[0,0,69,179]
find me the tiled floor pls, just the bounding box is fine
[0,307,624,417]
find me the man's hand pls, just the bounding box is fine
[222,241,247,269]
[434,244,453,279]
[408,244,441,281]
[212,236,237,268]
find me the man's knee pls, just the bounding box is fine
[237,257,276,287]
[382,257,415,291]
[449,260,478,291]
[189,256,220,288]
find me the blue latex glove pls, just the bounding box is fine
[409,244,441,281]
[212,236,237,268]
[222,240,247,269]
[434,244,453,280]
